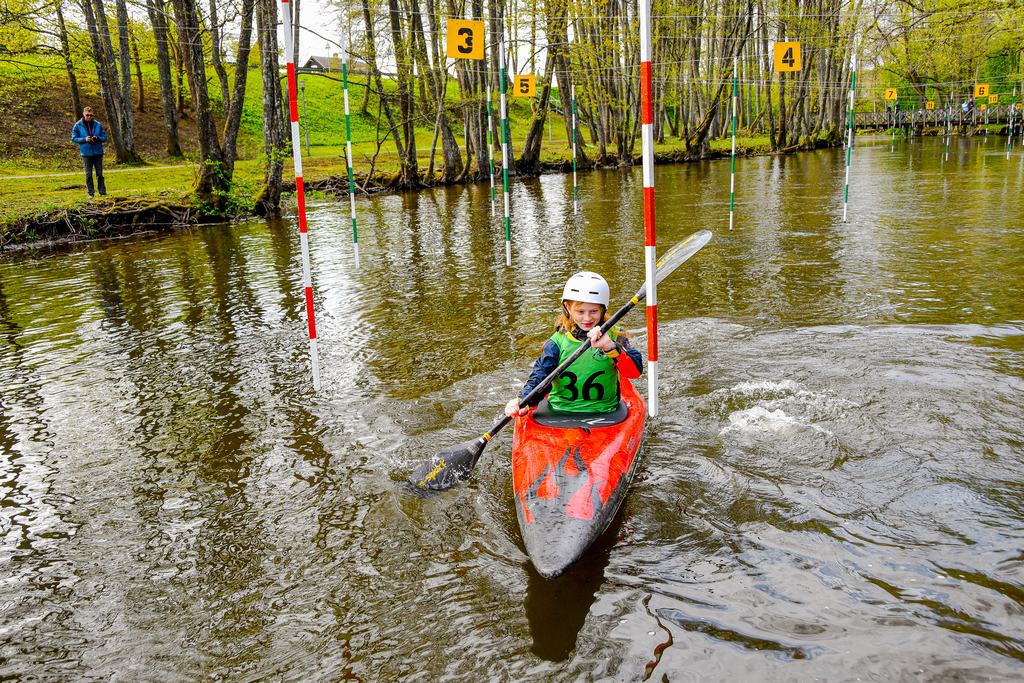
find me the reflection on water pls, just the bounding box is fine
[1,136,1023,679]
[524,519,618,662]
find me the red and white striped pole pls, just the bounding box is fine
[280,0,321,391]
[639,0,658,416]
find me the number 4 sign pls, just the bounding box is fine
[773,42,802,72]
[446,20,484,60]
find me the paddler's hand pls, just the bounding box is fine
[587,327,616,352]
[505,397,528,418]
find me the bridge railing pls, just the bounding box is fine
[854,106,1020,127]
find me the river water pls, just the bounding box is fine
[1,136,1022,680]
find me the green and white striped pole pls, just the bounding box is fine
[891,98,896,152]
[1008,87,1017,160]
[729,56,737,231]
[498,11,512,266]
[487,87,496,216]
[341,33,359,267]
[1019,76,1024,146]
[842,50,856,223]
[571,83,579,214]
[944,96,951,162]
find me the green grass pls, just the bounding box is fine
[0,55,793,234]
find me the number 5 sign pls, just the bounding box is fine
[773,42,802,72]
[446,19,484,60]
[513,74,536,98]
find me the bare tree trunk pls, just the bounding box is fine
[208,0,232,108]
[170,39,187,117]
[519,73,551,172]
[131,33,145,113]
[222,0,255,175]
[291,0,301,69]
[113,0,139,159]
[254,0,285,215]
[170,0,227,202]
[55,6,83,117]
[145,0,183,156]
[361,0,406,176]
[79,0,127,159]
[387,0,419,186]
[413,0,462,179]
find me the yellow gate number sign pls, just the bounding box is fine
[980,104,987,111]
[1017,103,1023,111]
[974,83,989,98]
[773,42,802,72]
[884,89,898,101]
[513,74,536,98]
[925,101,935,110]
[989,94,999,104]
[445,19,485,60]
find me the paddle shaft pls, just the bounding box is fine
[471,284,647,460]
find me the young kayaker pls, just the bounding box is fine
[504,271,643,417]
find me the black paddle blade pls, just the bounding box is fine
[407,437,486,491]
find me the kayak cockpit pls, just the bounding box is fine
[532,398,629,428]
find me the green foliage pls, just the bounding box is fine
[873,0,1024,108]
[237,69,551,151]
[188,161,259,217]
[0,0,41,55]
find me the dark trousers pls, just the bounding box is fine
[83,154,106,196]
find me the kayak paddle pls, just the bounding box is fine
[408,229,712,491]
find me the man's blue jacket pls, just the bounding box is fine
[71,118,107,157]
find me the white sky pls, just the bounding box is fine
[284,0,343,64]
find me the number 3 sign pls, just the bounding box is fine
[446,20,484,60]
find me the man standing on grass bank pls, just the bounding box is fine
[70,107,107,198]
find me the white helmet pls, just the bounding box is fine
[561,271,609,307]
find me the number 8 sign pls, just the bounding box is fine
[513,74,536,98]
[446,20,484,60]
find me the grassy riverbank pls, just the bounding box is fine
[0,133,780,245]
[0,55,781,246]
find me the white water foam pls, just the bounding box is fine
[721,406,820,435]
[730,379,803,395]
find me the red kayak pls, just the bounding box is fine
[512,376,647,578]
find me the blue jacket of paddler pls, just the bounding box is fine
[518,331,643,405]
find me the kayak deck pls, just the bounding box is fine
[512,378,647,578]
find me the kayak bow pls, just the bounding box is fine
[512,376,647,577]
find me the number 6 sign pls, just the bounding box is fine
[446,19,484,60]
